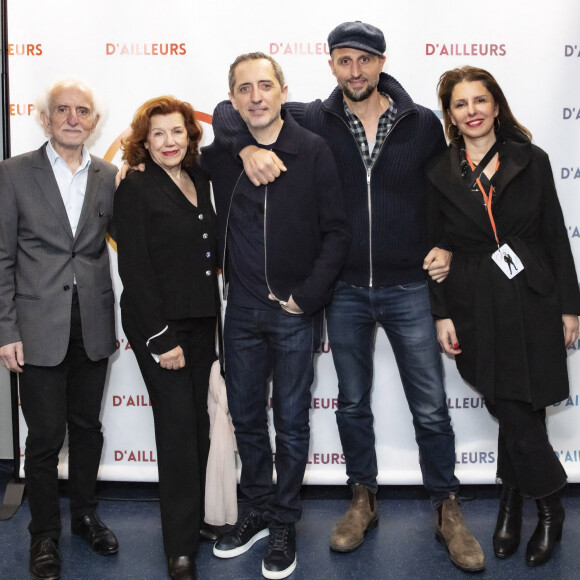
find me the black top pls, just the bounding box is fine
[114,157,217,354]
[226,159,276,310]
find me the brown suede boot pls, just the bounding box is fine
[436,493,486,572]
[329,483,379,552]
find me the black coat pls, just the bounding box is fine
[201,111,350,317]
[426,137,580,409]
[114,159,218,355]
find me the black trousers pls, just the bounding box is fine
[486,398,567,498]
[123,312,216,557]
[19,288,109,540]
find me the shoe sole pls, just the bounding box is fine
[435,530,486,572]
[329,516,379,553]
[29,570,60,580]
[213,528,270,559]
[262,555,297,579]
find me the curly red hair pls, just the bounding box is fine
[122,96,202,167]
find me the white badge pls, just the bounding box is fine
[492,243,524,279]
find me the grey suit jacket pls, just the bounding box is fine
[0,143,118,366]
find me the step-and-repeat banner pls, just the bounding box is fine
[3,0,580,484]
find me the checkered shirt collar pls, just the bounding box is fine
[343,93,397,169]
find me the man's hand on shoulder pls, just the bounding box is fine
[0,341,24,373]
[115,162,146,188]
[240,146,287,186]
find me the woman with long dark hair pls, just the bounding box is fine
[426,66,580,567]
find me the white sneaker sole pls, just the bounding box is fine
[213,528,270,559]
[262,555,297,579]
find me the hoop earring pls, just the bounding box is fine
[494,117,500,132]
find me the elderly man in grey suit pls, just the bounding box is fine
[0,78,119,580]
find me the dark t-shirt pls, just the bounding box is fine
[227,156,276,310]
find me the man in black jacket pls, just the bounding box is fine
[201,53,350,580]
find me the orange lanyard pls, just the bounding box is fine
[466,152,501,246]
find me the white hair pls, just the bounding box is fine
[34,76,107,137]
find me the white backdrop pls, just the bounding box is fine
[4,0,580,485]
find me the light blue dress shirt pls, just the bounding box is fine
[45,139,92,237]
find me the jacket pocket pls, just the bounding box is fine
[15,293,40,301]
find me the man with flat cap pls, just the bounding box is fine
[212,20,485,573]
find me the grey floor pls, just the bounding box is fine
[1,461,578,579]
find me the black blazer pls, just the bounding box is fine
[114,159,217,355]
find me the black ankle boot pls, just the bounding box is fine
[525,493,565,566]
[493,485,522,558]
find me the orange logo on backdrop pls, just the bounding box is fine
[105,43,186,56]
[105,111,212,251]
[269,42,329,56]
[10,104,35,116]
[8,44,42,56]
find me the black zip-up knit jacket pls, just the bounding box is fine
[201,111,350,317]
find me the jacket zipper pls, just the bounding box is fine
[262,184,286,304]
[263,184,272,297]
[327,109,411,287]
[221,170,246,300]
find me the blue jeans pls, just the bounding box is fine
[325,280,459,505]
[224,303,320,524]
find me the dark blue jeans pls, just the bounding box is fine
[325,280,459,505]
[224,303,319,524]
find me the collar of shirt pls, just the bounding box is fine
[343,92,398,169]
[46,139,92,236]
[46,139,92,173]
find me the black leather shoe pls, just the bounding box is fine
[168,555,197,580]
[199,523,220,542]
[30,537,61,580]
[493,485,522,558]
[71,514,119,555]
[526,494,565,566]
